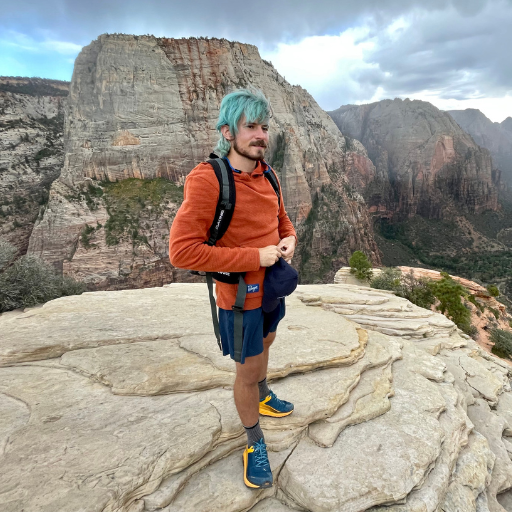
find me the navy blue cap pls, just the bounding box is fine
[262,258,299,313]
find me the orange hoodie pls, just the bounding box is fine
[169,159,297,310]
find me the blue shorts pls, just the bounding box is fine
[219,298,286,365]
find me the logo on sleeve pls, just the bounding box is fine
[247,284,260,293]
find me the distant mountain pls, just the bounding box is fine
[329,98,499,219]
[501,116,512,134]
[448,108,512,186]
[328,99,512,288]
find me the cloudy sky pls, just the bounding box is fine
[2,0,512,122]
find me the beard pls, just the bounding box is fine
[233,139,266,161]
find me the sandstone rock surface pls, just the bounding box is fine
[1,282,512,512]
[296,283,457,339]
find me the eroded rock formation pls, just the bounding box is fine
[27,34,380,288]
[448,109,512,187]
[334,266,512,360]
[1,282,512,511]
[0,77,68,254]
[329,99,500,219]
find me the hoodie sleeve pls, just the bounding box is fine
[169,167,261,272]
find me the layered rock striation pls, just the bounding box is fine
[448,109,512,187]
[334,266,512,360]
[0,77,68,254]
[1,283,512,511]
[27,34,380,287]
[329,99,500,219]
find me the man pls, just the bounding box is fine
[169,87,297,489]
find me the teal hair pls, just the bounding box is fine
[215,87,271,157]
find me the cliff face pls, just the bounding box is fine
[448,108,512,187]
[28,34,380,287]
[0,78,68,254]
[502,117,512,133]
[329,99,500,219]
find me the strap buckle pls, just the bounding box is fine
[231,304,244,313]
[189,270,206,277]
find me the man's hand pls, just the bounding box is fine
[278,236,296,263]
[259,245,282,267]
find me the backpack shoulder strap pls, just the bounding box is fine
[263,165,281,209]
[206,155,236,246]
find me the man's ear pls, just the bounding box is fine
[220,124,234,141]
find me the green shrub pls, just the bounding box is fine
[80,224,96,249]
[370,267,402,293]
[371,268,435,310]
[429,273,473,333]
[34,147,59,161]
[401,271,436,310]
[0,239,85,313]
[488,307,500,320]
[464,324,479,338]
[489,328,512,359]
[467,294,485,313]
[102,178,183,247]
[0,239,17,271]
[487,285,500,297]
[349,251,373,281]
[371,268,477,334]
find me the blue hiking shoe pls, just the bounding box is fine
[243,438,273,489]
[259,390,294,418]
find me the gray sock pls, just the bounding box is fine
[244,420,264,447]
[258,377,270,402]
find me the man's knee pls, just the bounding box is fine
[263,331,277,348]
[235,353,264,385]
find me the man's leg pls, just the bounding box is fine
[234,352,265,428]
[257,328,294,418]
[235,351,273,489]
[259,331,276,382]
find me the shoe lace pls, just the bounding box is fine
[269,390,286,408]
[253,439,270,468]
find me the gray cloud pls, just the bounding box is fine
[0,0,498,49]
[2,0,511,118]
[355,0,512,101]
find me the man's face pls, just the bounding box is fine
[231,117,269,161]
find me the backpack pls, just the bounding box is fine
[191,153,281,362]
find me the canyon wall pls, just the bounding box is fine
[329,99,500,219]
[0,77,68,254]
[448,108,512,187]
[27,34,380,287]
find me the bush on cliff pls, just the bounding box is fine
[370,267,402,292]
[401,270,437,310]
[370,268,435,310]
[489,328,512,360]
[428,272,473,335]
[371,268,476,335]
[0,239,85,313]
[349,251,373,281]
[487,284,500,297]
[0,238,17,271]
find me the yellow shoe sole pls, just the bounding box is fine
[259,402,294,418]
[243,448,273,489]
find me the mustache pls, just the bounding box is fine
[250,142,268,148]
